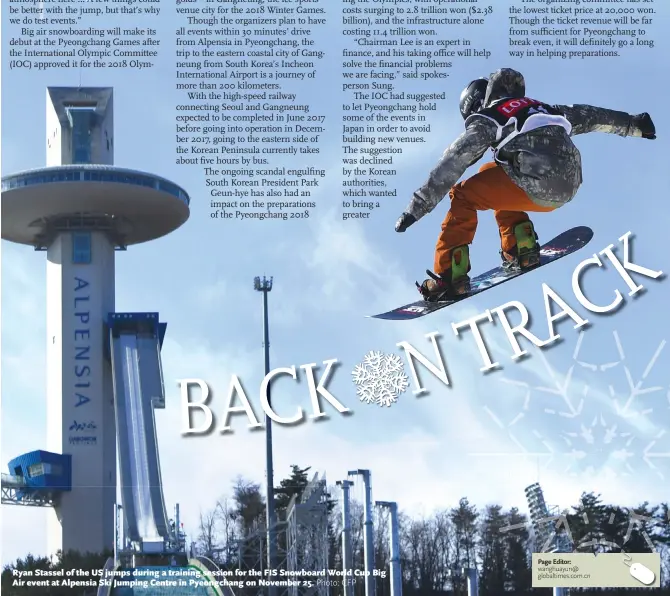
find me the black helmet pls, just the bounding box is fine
[459,78,488,120]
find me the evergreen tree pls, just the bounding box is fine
[567,492,609,553]
[274,464,311,521]
[450,498,479,596]
[503,507,532,594]
[478,505,507,596]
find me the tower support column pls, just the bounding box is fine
[46,230,116,555]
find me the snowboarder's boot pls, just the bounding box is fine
[501,220,540,272]
[417,245,471,301]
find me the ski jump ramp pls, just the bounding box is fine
[102,314,231,595]
[109,313,171,553]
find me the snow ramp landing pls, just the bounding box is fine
[110,566,224,596]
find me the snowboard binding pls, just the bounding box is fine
[417,245,471,302]
[501,221,540,273]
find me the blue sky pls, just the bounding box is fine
[2,1,670,565]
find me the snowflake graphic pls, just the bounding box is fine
[561,413,636,473]
[501,504,665,554]
[352,351,409,407]
[476,330,670,479]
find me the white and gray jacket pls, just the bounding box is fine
[406,67,647,219]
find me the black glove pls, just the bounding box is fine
[632,113,656,139]
[395,212,416,233]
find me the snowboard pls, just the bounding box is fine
[369,226,593,321]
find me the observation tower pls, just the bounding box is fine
[1,87,190,556]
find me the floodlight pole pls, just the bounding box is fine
[462,568,478,596]
[337,480,355,596]
[348,469,375,596]
[376,501,402,596]
[255,275,277,596]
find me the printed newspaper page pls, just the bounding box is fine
[1,0,669,593]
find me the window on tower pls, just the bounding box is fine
[72,232,92,264]
[65,106,96,164]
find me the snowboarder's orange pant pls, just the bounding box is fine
[434,161,556,275]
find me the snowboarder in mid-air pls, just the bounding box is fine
[395,67,656,302]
